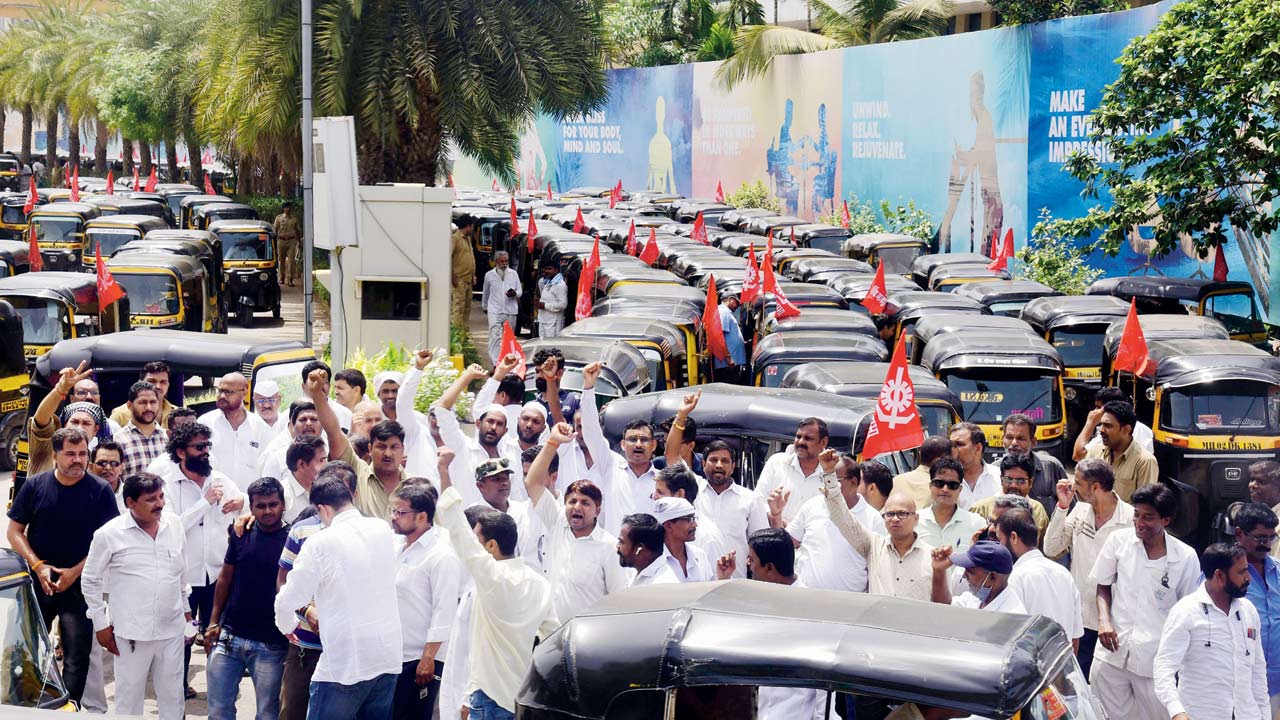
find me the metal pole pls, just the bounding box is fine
[301,0,315,347]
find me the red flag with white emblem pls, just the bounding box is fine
[861,339,924,458]
[740,243,761,305]
[574,236,601,321]
[863,262,889,314]
[762,239,800,319]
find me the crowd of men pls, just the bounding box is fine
[5,349,1278,720]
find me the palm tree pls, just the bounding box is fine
[715,0,952,89]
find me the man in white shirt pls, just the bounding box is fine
[471,353,538,445]
[652,464,729,566]
[433,479,558,719]
[252,380,289,439]
[949,422,1000,510]
[453,453,540,569]
[274,477,403,718]
[82,473,191,720]
[161,421,245,696]
[916,457,987,553]
[757,418,830,525]
[258,400,325,481]
[564,365,630,533]
[281,436,327,523]
[535,262,568,338]
[198,373,272,492]
[997,508,1084,648]
[1073,386,1154,462]
[928,540,1026,613]
[526,426,630,619]
[396,349,465,482]
[390,483,461,720]
[434,364,526,500]
[1043,457,1134,677]
[1092,483,1199,720]
[1154,543,1268,720]
[481,251,522,363]
[616,513,668,587]
[788,453,885,592]
[654,497,713,582]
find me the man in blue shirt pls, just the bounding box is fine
[1236,502,1280,712]
[715,294,747,384]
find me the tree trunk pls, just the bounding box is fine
[0,107,7,153]
[363,80,444,184]
[44,108,58,174]
[121,138,134,176]
[67,117,80,174]
[19,105,32,164]
[94,119,108,177]
[186,125,203,190]
[165,135,179,183]
[139,141,152,175]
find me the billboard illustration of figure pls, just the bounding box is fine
[517,116,550,191]
[938,72,1005,254]
[765,98,839,217]
[766,99,800,213]
[647,96,677,194]
[809,104,839,217]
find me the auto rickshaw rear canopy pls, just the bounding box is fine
[519,337,650,397]
[718,208,775,231]
[0,271,113,313]
[912,313,1036,348]
[1138,339,1280,386]
[952,280,1063,308]
[920,331,1063,373]
[752,331,889,366]
[928,263,1011,289]
[1087,276,1257,306]
[559,316,688,359]
[1102,314,1230,357]
[762,307,878,336]
[1020,295,1131,332]
[910,252,991,287]
[781,361,962,410]
[885,291,988,323]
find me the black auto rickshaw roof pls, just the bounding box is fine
[0,271,113,313]
[771,247,837,267]
[781,361,962,408]
[559,316,687,357]
[829,273,921,301]
[952,280,1063,306]
[107,251,206,280]
[83,197,167,213]
[920,331,1063,373]
[155,184,200,196]
[718,208,774,230]
[885,291,987,321]
[755,281,847,308]
[910,252,991,284]
[764,307,878,335]
[717,233,792,256]
[913,313,1036,346]
[753,331,889,365]
[744,215,807,235]
[1136,339,1280,385]
[85,214,170,232]
[208,219,273,234]
[195,202,258,218]
[0,238,30,263]
[592,298,703,325]
[1103,314,1230,356]
[29,201,100,219]
[178,194,233,209]
[670,255,747,281]
[843,232,930,254]
[1019,295,1131,331]
[603,283,706,307]
[785,257,872,280]
[518,337,650,396]
[791,223,850,240]
[519,580,1071,720]
[115,238,214,261]
[929,263,1011,287]
[1087,276,1256,303]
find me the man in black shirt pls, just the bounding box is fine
[205,476,290,720]
[6,427,120,703]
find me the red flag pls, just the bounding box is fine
[609,180,622,209]
[640,228,660,266]
[572,208,585,234]
[28,225,43,272]
[987,228,1014,271]
[789,225,796,246]
[702,276,729,362]
[132,167,140,191]
[509,198,521,237]
[762,239,800,319]
[70,166,80,202]
[840,201,852,229]
[106,169,115,195]
[624,220,637,256]
[715,181,725,203]
[861,339,925,458]
[1213,244,1228,282]
[499,321,526,379]
[1114,299,1149,376]
[95,241,125,306]
[22,177,37,216]
[740,243,761,305]
[691,212,708,245]
[203,173,215,195]
[863,262,889,314]
[574,236,601,321]
[546,181,553,201]
[526,214,539,254]
[447,174,455,188]
[491,178,499,192]
[144,167,157,193]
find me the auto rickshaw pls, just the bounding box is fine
[177,194,233,229]
[595,265,686,298]
[718,208,773,232]
[953,279,1063,317]
[782,360,963,438]
[517,581,1101,720]
[771,247,837,276]
[0,240,30,278]
[1101,314,1231,383]
[155,184,201,218]
[744,215,807,238]
[191,202,259,231]
[0,194,42,241]
[671,201,733,224]
[909,313,1037,365]
[752,331,888,387]
[0,549,75,710]
[929,263,1012,292]
[759,307,878,338]
[126,192,178,226]
[1112,338,1280,544]
[560,316,695,390]
[909,252,992,289]
[783,256,872,283]
[519,337,650,403]
[115,235,226,332]
[881,291,987,356]
[717,233,794,257]
[208,219,280,326]
[82,195,170,225]
[37,189,75,204]
[669,255,748,285]
[14,328,316,490]
[0,271,130,360]
[1086,276,1268,346]
[591,298,703,371]
[0,154,20,192]
[80,214,170,269]
[788,223,850,254]
[829,273,921,308]
[26,202,101,270]
[843,233,931,277]
[104,252,216,332]
[0,300,27,468]
[920,330,1068,461]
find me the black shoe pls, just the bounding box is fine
[185,686,197,700]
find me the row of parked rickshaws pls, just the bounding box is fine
[0,181,283,359]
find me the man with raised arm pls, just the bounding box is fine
[433,364,526,504]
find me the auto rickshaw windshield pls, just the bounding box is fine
[877,245,923,274]
[1051,329,1106,367]
[808,235,845,254]
[1,205,24,225]
[221,231,274,261]
[921,405,953,438]
[0,158,18,172]
[86,228,142,257]
[9,298,64,345]
[1161,381,1280,434]
[114,274,179,316]
[947,369,1060,424]
[0,584,63,707]
[31,216,78,243]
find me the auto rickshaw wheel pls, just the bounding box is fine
[0,414,22,471]
[272,302,281,320]
[237,305,253,328]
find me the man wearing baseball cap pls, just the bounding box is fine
[471,457,542,570]
[653,497,713,583]
[928,540,1026,614]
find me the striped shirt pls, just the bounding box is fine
[113,424,169,479]
[278,515,324,650]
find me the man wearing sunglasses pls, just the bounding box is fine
[917,457,987,553]
[91,442,126,512]
[967,454,1050,541]
[252,380,288,439]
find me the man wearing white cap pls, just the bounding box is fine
[435,365,527,501]
[373,370,406,422]
[472,354,529,436]
[654,497,713,582]
[252,380,289,439]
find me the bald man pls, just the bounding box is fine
[196,373,273,491]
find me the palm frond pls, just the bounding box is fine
[714,24,842,90]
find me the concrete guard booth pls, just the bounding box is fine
[314,117,454,369]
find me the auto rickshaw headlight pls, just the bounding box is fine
[260,272,269,281]
[1146,387,1156,402]
[1064,386,1077,401]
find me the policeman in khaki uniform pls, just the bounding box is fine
[451,217,477,328]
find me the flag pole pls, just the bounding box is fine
[301,0,315,347]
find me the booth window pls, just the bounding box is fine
[361,281,421,320]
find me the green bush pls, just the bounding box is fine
[819,193,883,235]
[451,325,485,369]
[324,343,473,419]
[879,198,934,240]
[725,180,782,213]
[1022,209,1104,295]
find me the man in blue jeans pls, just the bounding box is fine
[206,477,291,719]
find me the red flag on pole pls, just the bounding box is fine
[509,198,521,237]
[144,167,157,193]
[574,236,601,321]
[132,167,140,191]
[1213,244,1228,282]
[861,339,925,458]
[1114,299,1149,376]
[526,214,539,254]
[447,174,454,188]
[625,220,637,256]
[572,208,585,234]
[22,177,37,216]
[762,239,801,319]
[499,321,526,379]
[491,178,499,192]
[987,228,1014,271]
[840,201,852,230]
[546,181,553,201]
[740,243,761,305]
[640,228,660,267]
[863,262,889,314]
[609,180,622,209]
[202,173,214,195]
[95,241,125,306]
[790,225,796,246]
[28,225,43,272]
[70,166,80,202]
[106,169,115,195]
[702,276,729,362]
[691,212,708,245]
[715,181,725,204]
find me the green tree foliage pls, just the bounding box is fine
[604,0,764,67]
[988,0,1124,26]
[1023,209,1103,294]
[879,198,933,240]
[1051,0,1280,261]
[725,180,783,213]
[819,193,881,234]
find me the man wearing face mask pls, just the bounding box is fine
[481,251,522,364]
[1155,543,1268,720]
[929,540,1025,613]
